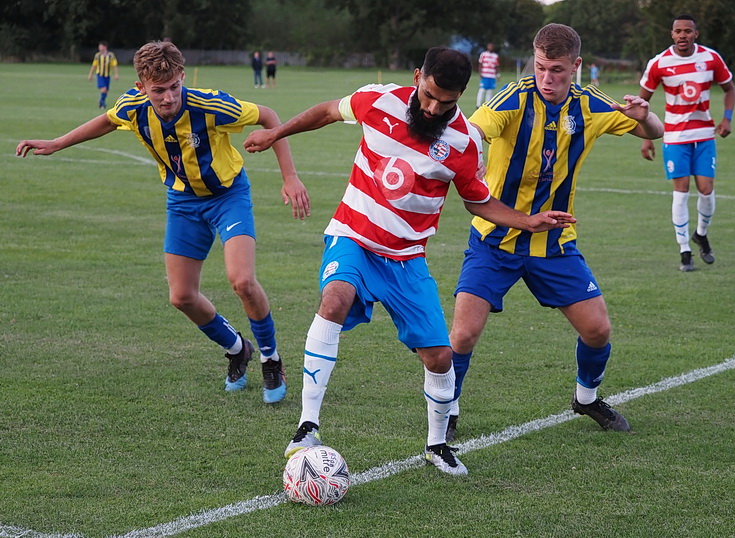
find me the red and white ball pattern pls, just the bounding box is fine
[283,446,350,506]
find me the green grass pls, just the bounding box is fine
[1,63,735,537]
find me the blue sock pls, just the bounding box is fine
[575,337,610,388]
[249,312,277,357]
[198,313,239,349]
[451,350,473,401]
[99,93,106,106]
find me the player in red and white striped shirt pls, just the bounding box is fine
[476,42,500,108]
[245,47,575,475]
[639,14,734,271]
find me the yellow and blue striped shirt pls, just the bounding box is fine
[92,51,118,77]
[107,87,260,196]
[469,75,638,257]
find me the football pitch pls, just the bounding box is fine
[1,63,734,537]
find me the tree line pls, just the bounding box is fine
[1,0,733,69]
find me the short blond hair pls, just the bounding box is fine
[133,41,186,83]
[533,23,581,60]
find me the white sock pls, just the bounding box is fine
[575,383,597,405]
[227,335,243,355]
[671,191,690,252]
[476,87,485,108]
[259,351,279,363]
[299,314,341,426]
[424,366,456,446]
[696,191,715,236]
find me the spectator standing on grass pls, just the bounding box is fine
[638,14,734,272]
[445,23,665,443]
[476,42,500,108]
[17,40,310,403]
[244,47,575,475]
[266,52,277,88]
[88,41,119,109]
[252,51,264,88]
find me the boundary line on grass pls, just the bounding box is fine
[4,145,735,200]
[2,356,733,538]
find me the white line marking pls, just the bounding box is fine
[3,357,732,538]
[74,146,156,165]
[6,141,735,199]
[579,186,735,200]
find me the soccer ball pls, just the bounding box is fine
[283,446,350,506]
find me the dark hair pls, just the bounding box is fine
[420,47,472,92]
[674,14,697,28]
[533,23,581,60]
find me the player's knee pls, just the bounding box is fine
[421,347,453,373]
[169,290,197,312]
[580,322,611,348]
[450,326,481,354]
[230,274,259,301]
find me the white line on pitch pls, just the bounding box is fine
[6,142,735,199]
[2,356,734,537]
[43,357,735,537]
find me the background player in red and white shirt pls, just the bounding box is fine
[476,42,501,108]
[639,14,734,271]
[245,47,575,475]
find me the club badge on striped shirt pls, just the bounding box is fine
[428,139,450,162]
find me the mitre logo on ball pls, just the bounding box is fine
[283,446,350,506]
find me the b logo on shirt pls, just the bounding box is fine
[679,81,702,103]
[374,157,415,200]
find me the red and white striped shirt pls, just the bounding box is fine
[328,84,490,260]
[640,44,732,144]
[478,50,500,79]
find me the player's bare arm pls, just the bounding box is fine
[634,89,659,160]
[611,94,664,139]
[254,105,311,220]
[715,80,734,138]
[464,198,576,233]
[16,114,117,157]
[245,99,343,152]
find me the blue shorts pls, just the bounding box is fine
[662,139,716,179]
[319,236,449,350]
[479,77,497,90]
[455,229,602,312]
[96,75,111,89]
[164,173,254,260]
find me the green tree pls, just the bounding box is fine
[152,0,252,49]
[249,0,354,65]
[634,0,735,65]
[326,0,490,69]
[545,0,641,58]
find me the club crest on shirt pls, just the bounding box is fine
[186,133,201,149]
[695,62,707,72]
[428,139,450,161]
[561,115,577,135]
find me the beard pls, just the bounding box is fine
[405,92,455,141]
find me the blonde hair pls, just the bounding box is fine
[133,41,186,83]
[533,23,581,60]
